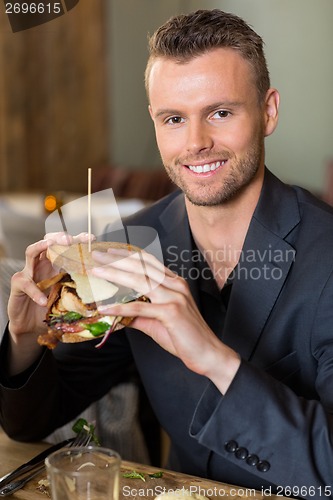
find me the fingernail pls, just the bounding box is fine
[36,295,47,306]
[83,232,95,240]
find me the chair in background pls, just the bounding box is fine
[91,165,177,201]
[0,212,45,260]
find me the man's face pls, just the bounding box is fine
[148,48,277,207]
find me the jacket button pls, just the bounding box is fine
[225,440,238,453]
[246,454,259,466]
[257,460,271,472]
[235,447,248,460]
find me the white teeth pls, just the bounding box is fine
[188,161,224,173]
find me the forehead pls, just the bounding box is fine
[148,48,257,108]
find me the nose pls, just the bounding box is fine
[185,120,213,155]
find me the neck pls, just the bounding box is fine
[185,169,264,286]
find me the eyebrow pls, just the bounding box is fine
[154,109,181,119]
[153,101,244,119]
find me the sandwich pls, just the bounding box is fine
[37,241,148,349]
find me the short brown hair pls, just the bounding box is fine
[145,9,270,103]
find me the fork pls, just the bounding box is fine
[0,428,92,497]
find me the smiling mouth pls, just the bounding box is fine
[187,160,226,173]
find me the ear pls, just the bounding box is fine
[264,88,279,137]
[148,104,154,121]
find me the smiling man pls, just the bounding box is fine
[148,48,273,208]
[1,9,333,499]
[144,13,279,290]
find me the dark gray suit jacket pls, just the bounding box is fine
[1,169,333,497]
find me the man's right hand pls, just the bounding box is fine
[6,232,94,376]
[5,238,54,375]
[8,239,53,338]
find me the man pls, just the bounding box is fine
[1,9,333,497]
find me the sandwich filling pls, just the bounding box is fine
[37,241,148,349]
[38,272,134,349]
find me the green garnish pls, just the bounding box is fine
[123,471,146,482]
[72,417,87,434]
[148,472,163,478]
[63,311,83,322]
[72,418,101,446]
[82,322,111,337]
[47,311,83,326]
[122,470,164,481]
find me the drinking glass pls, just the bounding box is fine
[45,446,120,500]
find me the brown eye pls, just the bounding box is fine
[166,116,183,124]
[215,110,230,119]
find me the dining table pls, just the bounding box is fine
[0,429,293,500]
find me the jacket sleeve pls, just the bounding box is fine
[190,362,333,497]
[0,327,134,441]
[190,274,333,499]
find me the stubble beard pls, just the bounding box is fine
[163,141,264,207]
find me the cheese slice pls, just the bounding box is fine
[72,273,118,304]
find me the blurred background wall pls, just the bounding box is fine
[0,0,109,193]
[0,0,332,195]
[109,0,333,194]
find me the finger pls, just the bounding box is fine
[98,296,194,328]
[109,247,179,279]
[44,232,96,245]
[97,247,172,275]
[92,249,167,288]
[98,298,162,320]
[11,271,48,307]
[24,239,50,276]
[92,248,178,293]
[91,264,158,296]
[44,232,73,243]
[91,252,187,301]
[73,232,96,243]
[92,262,186,301]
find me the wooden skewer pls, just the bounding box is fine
[88,168,92,252]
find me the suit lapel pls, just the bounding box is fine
[222,220,296,358]
[223,170,300,359]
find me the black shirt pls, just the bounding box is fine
[194,246,234,341]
